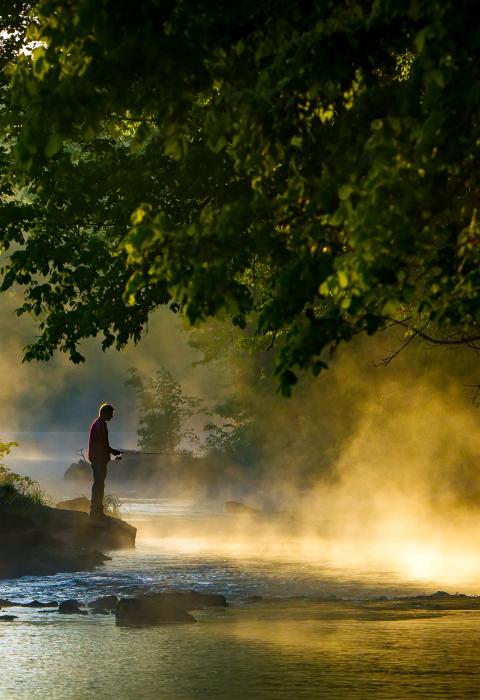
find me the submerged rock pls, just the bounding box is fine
[160,590,228,609]
[225,500,261,516]
[0,615,17,621]
[21,600,58,608]
[58,600,88,615]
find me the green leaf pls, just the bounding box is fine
[44,133,63,158]
[338,270,348,288]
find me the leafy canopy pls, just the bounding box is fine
[2,0,480,392]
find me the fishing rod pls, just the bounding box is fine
[116,449,188,457]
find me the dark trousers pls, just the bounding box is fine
[90,461,107,517]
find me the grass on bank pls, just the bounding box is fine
[1,440,122,518]
[0,441,49,517]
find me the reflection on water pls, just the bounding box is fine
[1,606,480,699]
[1,502,480,699]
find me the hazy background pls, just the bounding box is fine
[0,288,222,477]
[1,285,479,508]
[3,285,480,581]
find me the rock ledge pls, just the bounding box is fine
[0,502,136,580]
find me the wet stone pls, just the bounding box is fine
[58,599,88,615]
[115,590,228,627]
[22,600,58,608]
[89,595,118,613]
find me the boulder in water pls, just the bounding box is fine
[58,599,88,615]
[115,590,227,626]
[64,460,90,482]
[116,596,196,626]
[0,615,17,621]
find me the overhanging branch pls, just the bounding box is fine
[387,318,480,350]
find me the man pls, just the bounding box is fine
[88,403,121,519]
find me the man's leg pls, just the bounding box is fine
[90,461,107,518]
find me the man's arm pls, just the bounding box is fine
[104,422,121,456]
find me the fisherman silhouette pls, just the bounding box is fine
[88,403,121,520]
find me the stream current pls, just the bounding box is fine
[1,499,480,699]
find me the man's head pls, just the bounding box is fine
[99,403,114,421]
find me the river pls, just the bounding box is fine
[1,499,480,699]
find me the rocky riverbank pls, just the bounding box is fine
[1,500,136,580]
[0,590,228,624]
[2,590,479,625]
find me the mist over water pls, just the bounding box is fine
[4,304,480,587]
[2,502,480,700]
[3,295,480,698]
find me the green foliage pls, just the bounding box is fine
[0,440,48,509]
[1,1,480,392]
[204,412,258,471]
[104,493,121,518]
[127,367,201,453]
[0,440,17,463]
[190,321,274,470]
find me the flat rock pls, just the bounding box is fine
[56,496,90,513]
[85,515,136,550]
[44,507,136,550]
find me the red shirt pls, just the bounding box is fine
[88,416,112,464]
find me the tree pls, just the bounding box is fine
[2,1,480,392]
[127,367,201,453]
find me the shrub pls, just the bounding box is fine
[0,441,49,512]
[104,493,121,518]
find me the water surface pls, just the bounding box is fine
[1,500,479,699]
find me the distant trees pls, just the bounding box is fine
[127,368,201,454]
[2,1,480,392]
[127,362,258,462]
